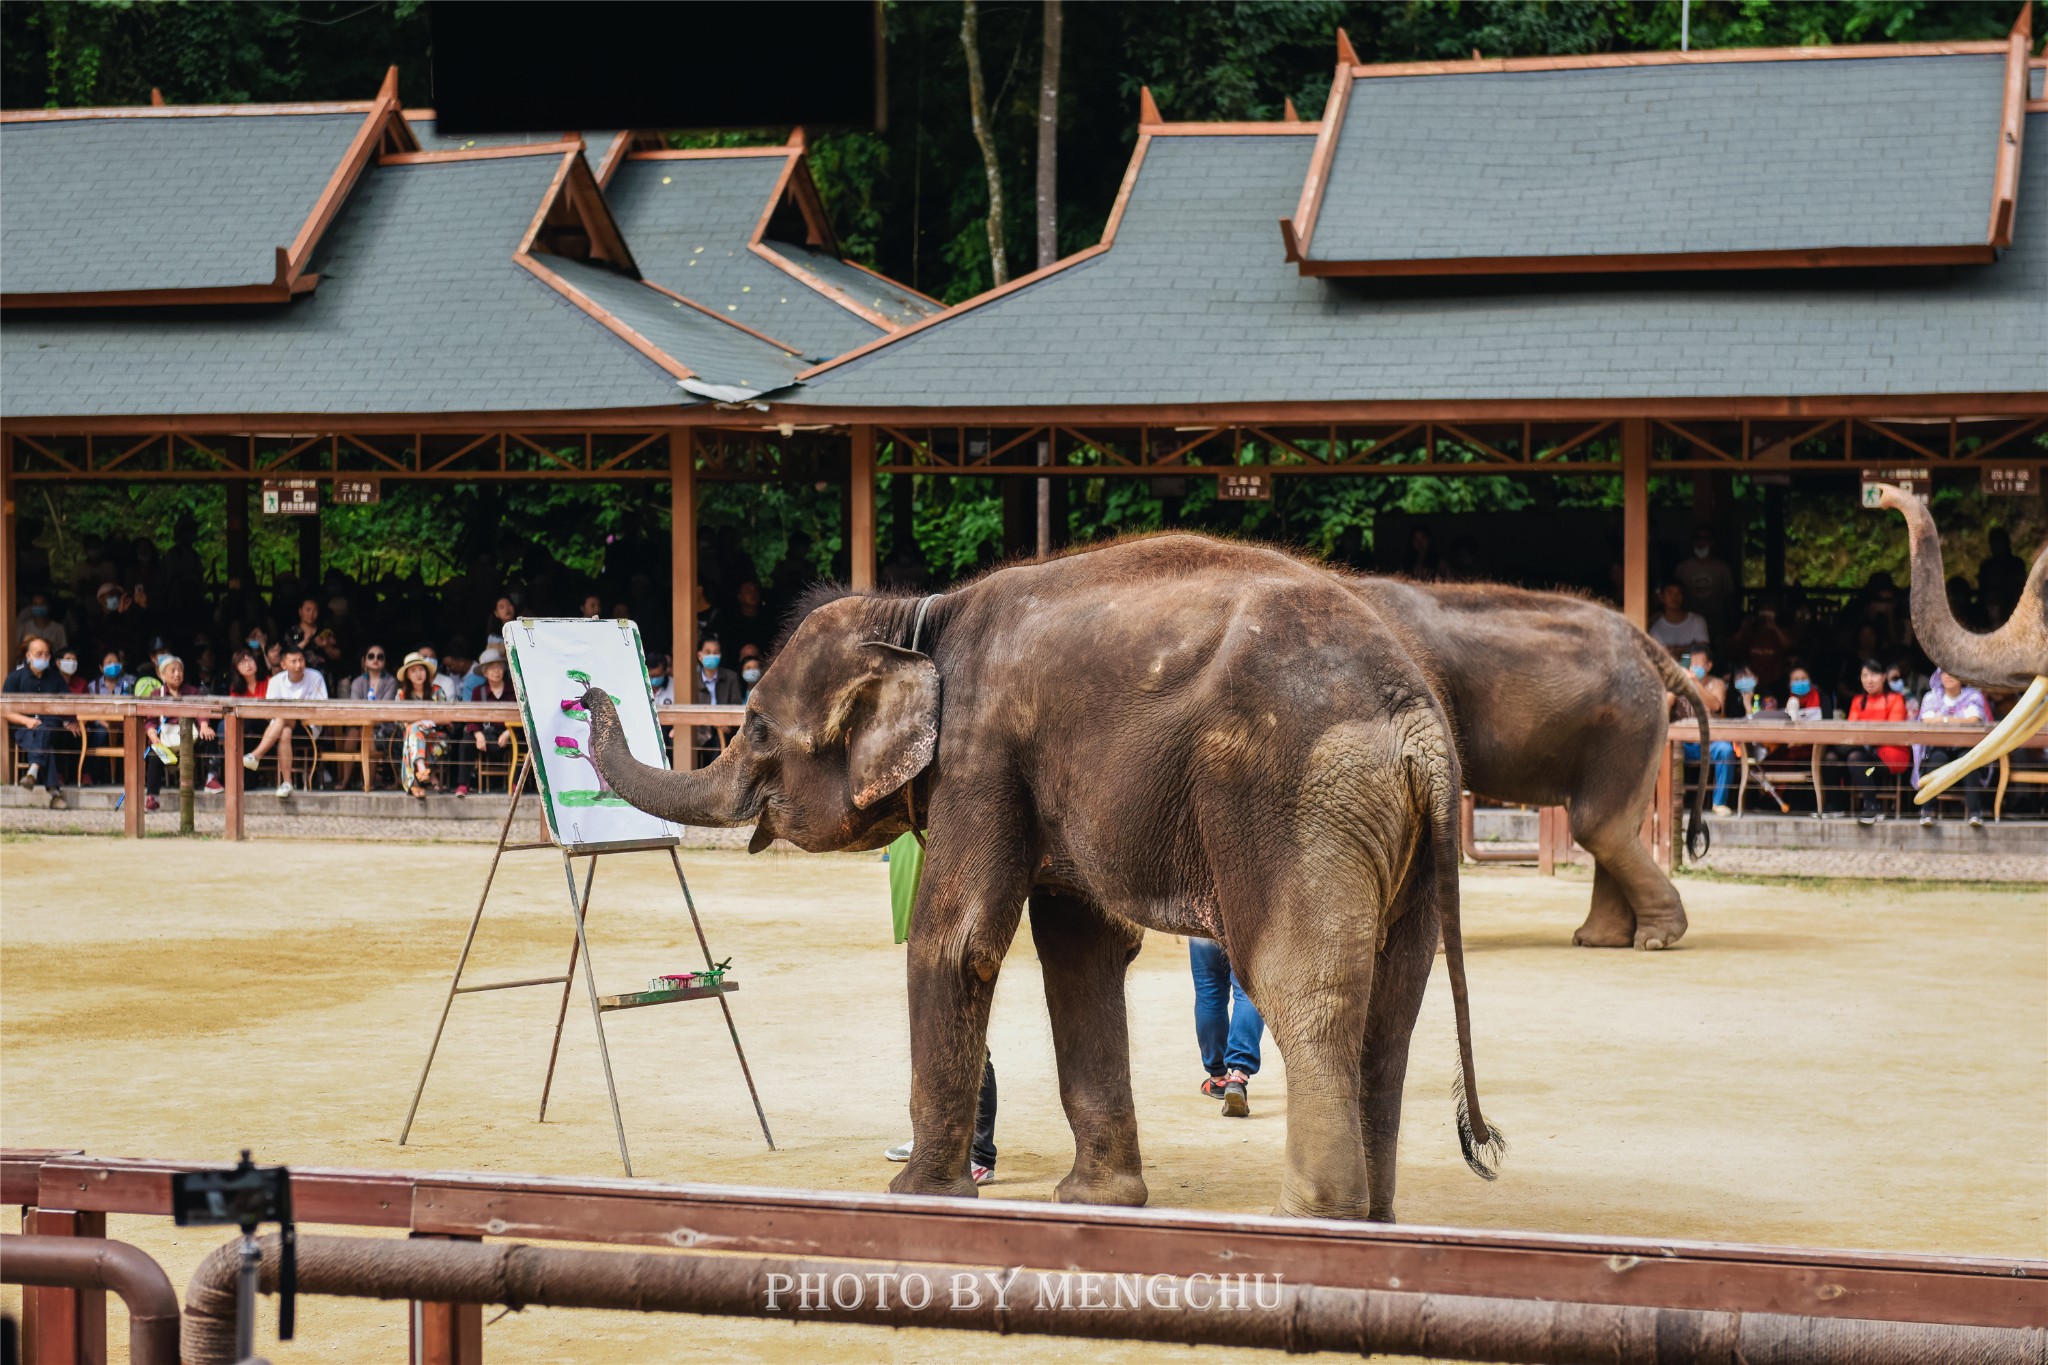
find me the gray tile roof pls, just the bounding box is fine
[798,119,2047,409]
[774,242,944,327]
[0,157,739,418]
[605,155,885,359]
[2,112,365,294]
[402,116,624,156]
[1306,56,2007,264]
[544,255,804,394]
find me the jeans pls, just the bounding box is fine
[1190,938,1263,1077]
[1683,740,1735,809]
[12,724,68,790]
[971,1053,998,1170]
[1918,747,1990,817]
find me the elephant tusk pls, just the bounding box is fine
[1914,674,2048,804]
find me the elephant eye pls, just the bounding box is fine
[746,714,771,746]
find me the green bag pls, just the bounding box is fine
[888,831,924,945]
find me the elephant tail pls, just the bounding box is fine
[1411,717,1505,1181]
[1647,644,1712,861]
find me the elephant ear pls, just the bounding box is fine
[831,642,940,810]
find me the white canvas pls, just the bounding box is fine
[505,617,679,850]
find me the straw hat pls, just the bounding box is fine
[399,650,438,680]
[476,647,506,667]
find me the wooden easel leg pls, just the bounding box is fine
[538,857,597,1121]
[669,847,776,1151]
[398,758,530,1146]
[563,851,633,1176]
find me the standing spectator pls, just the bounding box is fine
[283,597,323,655]
[689,635,742,764]
[1730,600,1794,694]
[1648,583,1710,657]
[1677,647,1737,816]
[488,595,519,644]
[1913,670,1993,827]
[141,655,219,810]
[15,592,67,653]
[1673,527,1736,638]
[1190,938,1263,1117]
[242,641,327,798]
[1977,528,2028,620]
[5,637,79,808]
[394,651,445,799]
[459,647,517,796]
[1839,659,1909,825]
[726,580,771,658]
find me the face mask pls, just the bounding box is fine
[103,596,122,612]
[28,656,49,673]
[742,667,762,684]
[1693,546,1711,559]
[1789,679,1812,697]
[29,604,48,618]
[1888,679,1905,694]
[648,672,665,685]
[57,658,77,676]
[1735,677,1756,693]
[247,637,262,650]
[700,654,721,671]
[102,663,122,679]
[1690,664,1706,678]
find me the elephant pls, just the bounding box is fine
[1879,485,2047,798]
[1343,577,1711,951]
[582,533,1502,1221]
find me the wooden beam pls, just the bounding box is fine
[1283,97,1301,122]
[148,88,165,106]
[1299,243,1998,277]
[0,101,375,122]
[513,253,695,381]
[0,438,14,669]
[1991,2,2031,247]
[751,242,905,333]
[639,277,804,354]
[1146,122,1321,136]
[849,426,877,591]
[1622,417,1650,627]
[1347,39,2009,80]
[1336,28,1360,66]
[378,142,581,165]
[1289,57,1355,259]
[671,431,696,665]
[1139,86,1162,127]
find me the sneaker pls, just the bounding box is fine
[1222,1070,1251,1118]
[1711,804,1732,817]
[970,1163,995,1186]
[883,1139,914,1163]
[1200,1075,1229,1101]
[1919,812,1936,827]
[49,792,67,811]
[1967,814,1985,828]
[276,781,293,798]
[144,795,160,812]
[242,752,260,771]
[204,775,224,793]
[18,763,38,790]
[1856,809,1881,827]
[455,784,471,798]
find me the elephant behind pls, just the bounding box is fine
[584,533,1501,1221]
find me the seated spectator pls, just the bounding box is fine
[242,641,328,798]
[16,591,68,652]
[394,651,446,799]
[459,647,517,796]
[1838,659,1909,825]
[1676,647,1738,816]
[580,593,604,619]
[1730,665,1761,718]
[1783,666,1825,721]
[5,637,80,809]
[226,647,268,699]
[1913,670,1992,827]
[1648,583,1710,657]
[646,653,675,706]
[689,635,742,765]
[283,596,323,654]
[740,652,764,697]
[348,646,396,701]
[141,655,220,809]
[263,639,285,675]
[56,648,87,694]
[431,649,467,702]
[83,649,133,784]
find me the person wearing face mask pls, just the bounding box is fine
[15,592,68,653]
[56,650,88,694]
[740,656,764,696]
[6,637,80,808]
[1673,528,1736,639]
[690,635,742,766]
[1912,669,1993,827]
[1647,582,1710,657]
[140,655,220,811]
[1837,659,1909,825]
[1730,666,1761,718]
[645,653,675,707]
[1783,666,1824,722]
[1673,647,1738,816]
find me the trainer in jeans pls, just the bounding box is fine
[1190,936,1263,1117]
[5,637,79,809]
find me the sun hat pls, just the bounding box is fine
[400,650,438,679]
[477,647,506,666]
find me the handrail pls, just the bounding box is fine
[1667,717,2044,747]
[0,1231,180,1365]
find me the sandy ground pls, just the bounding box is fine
[1,836,2042,1362]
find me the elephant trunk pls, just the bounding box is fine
[1880,485,2048,688]
[581,687,756,828]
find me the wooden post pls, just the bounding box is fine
[409,1233,484,1365]
[1764,482,1786,590]
[121,711,144,839]
[1621,417,1650,626]
[1653,738,1676,871]
[225,477,251,597]
[849,426,877,591]
[1535,807,1556,877]
[20,1206,109,1365]
[1,435,17,669]
[296,504,321,588]
[223,710,245,841]
[670,431,695,765]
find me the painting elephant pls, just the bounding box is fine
[1880,485,2047,797]
[582,534,1501,1221]
[1344,578,1712,951]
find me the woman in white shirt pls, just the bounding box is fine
[1913,670,1993,826]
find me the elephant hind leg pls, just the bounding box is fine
[1360,875,1442,1222]
[1573,802,1687,951]
[1029,890,1149,1208]
[1573,862,1637,948]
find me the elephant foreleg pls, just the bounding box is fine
[1360,889,1441,1223]
[1028,890,1149,1208]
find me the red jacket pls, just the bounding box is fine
[1849,691,1910,772]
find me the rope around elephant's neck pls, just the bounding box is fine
[904,594,940,848]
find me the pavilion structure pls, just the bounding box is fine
[3,18,2045,666]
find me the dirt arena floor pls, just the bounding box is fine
[2,834,2043,1362]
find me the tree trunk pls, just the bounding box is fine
[1035,0,1061,271]
[961,0,1008,286]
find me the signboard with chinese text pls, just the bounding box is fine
[1217,472,1271,500]
[261,478,320,515]
[333,477,382,506]
[1982,465,2039,497]
[1859,466,1930,506]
